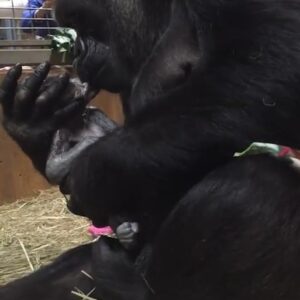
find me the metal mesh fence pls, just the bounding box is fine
[0,0,69,65]
[0,0,59,40]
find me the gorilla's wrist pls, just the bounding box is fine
[19,141,52,175]
[3,120,53,175]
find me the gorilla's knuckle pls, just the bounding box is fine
[36,94,49,106]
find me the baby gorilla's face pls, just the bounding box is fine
[43,77,117,186]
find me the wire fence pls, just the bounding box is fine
[0,0,72,65]
[0,0,59,40]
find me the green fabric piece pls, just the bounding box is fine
[234,143,281,157]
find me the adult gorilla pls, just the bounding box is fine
[54,0,300,238]
[3,0,300,299]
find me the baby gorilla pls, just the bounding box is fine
[0,64,140,249]
[41,77,117,185]
[42,77,140,249]
[41,73,140,249]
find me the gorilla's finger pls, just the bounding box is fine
[52,98,85,127]
[14,62,51,120]
[0,64,22,116]
[24,62,51,91]
[0,64,22,92]
[32,73,70,121]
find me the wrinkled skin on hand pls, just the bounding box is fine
[0,63,88,173]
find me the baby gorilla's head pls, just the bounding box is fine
[43,76,117,186]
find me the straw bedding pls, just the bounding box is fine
[0,188,91,286]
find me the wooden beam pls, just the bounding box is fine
[0,40,51,47]
[0,49,52,65]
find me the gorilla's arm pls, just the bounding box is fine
[0,243,94,300]
[67,99,264,240]
[0,238,146,300]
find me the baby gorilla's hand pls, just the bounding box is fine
[0,63,84,173]
[116,222,140,250]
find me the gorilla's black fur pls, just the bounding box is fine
[4,156,300,300]
[0,243,94,300]
[0,237,146,300]
[2,0,300,299]
[63,0,300,239]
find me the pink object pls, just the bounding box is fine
[278,146,294,157]
[88,225,113,237]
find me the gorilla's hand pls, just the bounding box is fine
[0,63,84,174]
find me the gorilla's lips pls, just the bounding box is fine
[73,36,110,94]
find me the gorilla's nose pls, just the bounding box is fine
[74,37,86,58]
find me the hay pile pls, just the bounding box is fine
[0,188,91,285]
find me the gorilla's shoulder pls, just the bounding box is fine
[183,0,300,108]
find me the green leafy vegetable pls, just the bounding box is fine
[50,28,77,53]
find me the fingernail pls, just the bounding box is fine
[36,61,50,73]
[15,63,22,70]
[10,64,22,76]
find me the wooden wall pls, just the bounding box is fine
[0,90,123,204]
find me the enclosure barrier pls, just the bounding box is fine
[0,0,65,65]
